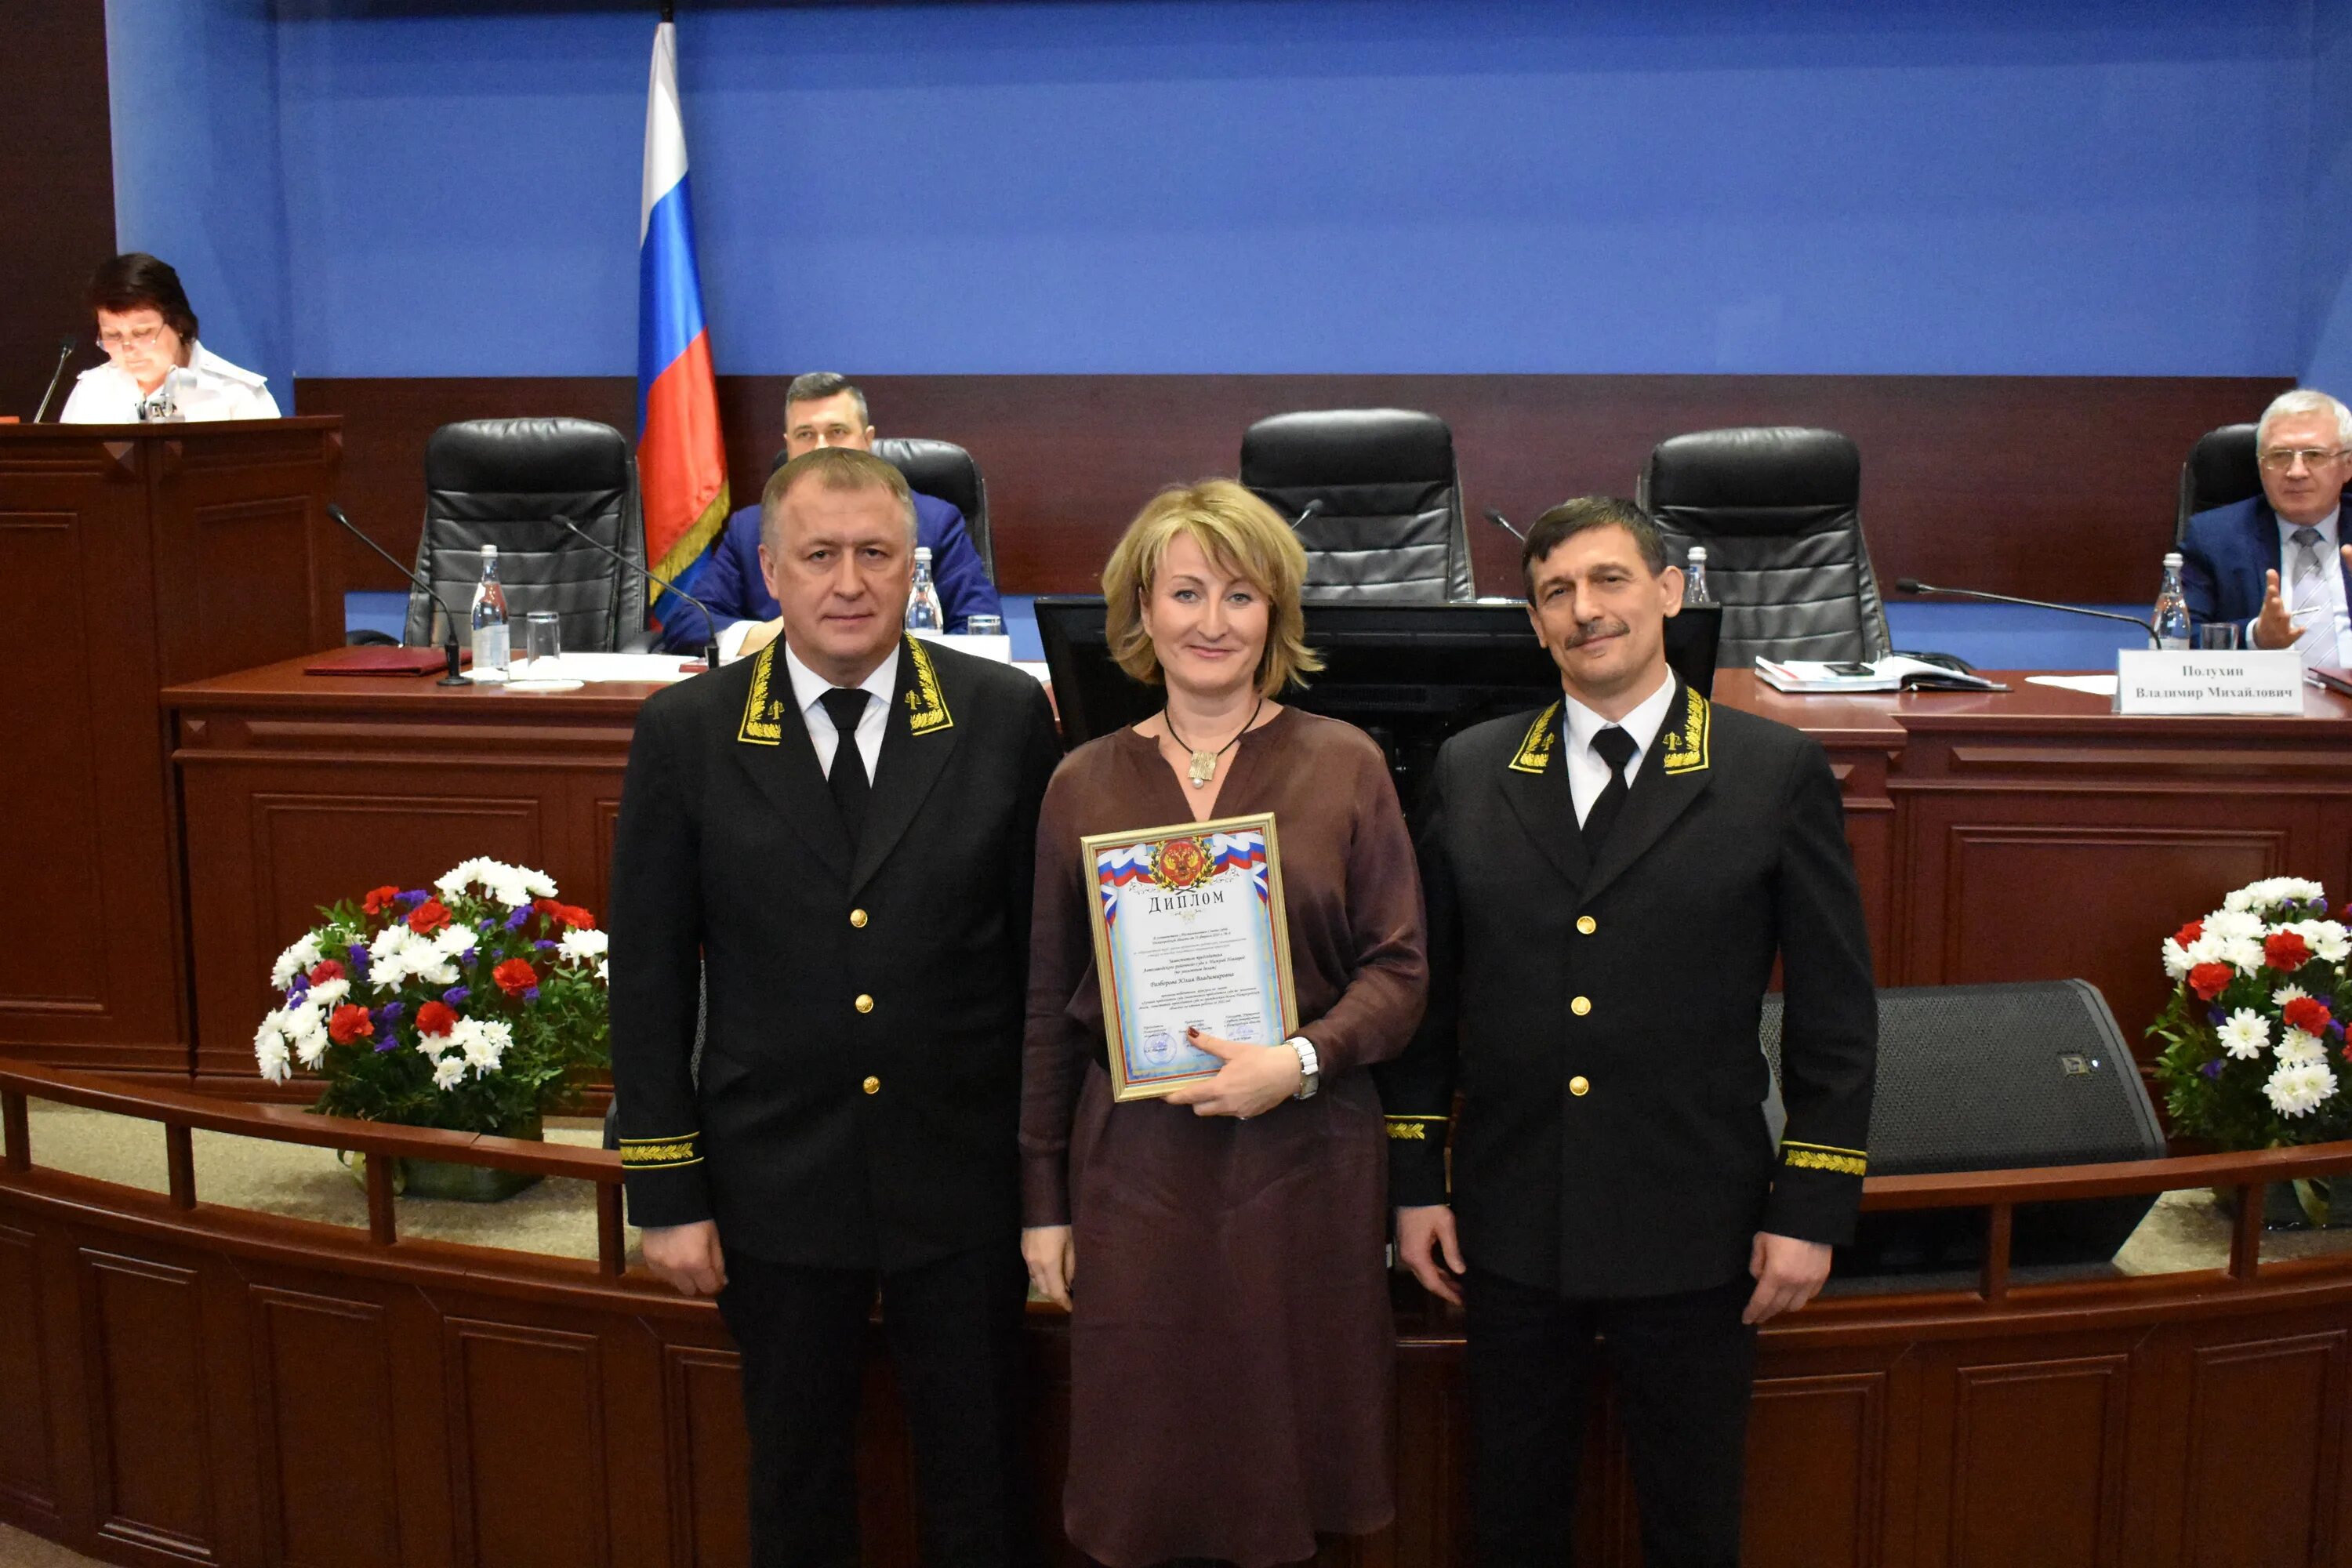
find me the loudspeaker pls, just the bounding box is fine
[1761,980,2165,1276]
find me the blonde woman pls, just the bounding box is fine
[1019,481,1426,1566]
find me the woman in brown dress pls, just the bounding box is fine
[1020,481,1427,1566]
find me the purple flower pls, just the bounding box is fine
[373,1034,399,1053]
[2332,1022,2347,1041]
[443,987,470,1007]
[504,907,531,931]
[2201,1059,2227,1079]
[346,945,369,977]
[533,938,557,952]
[372,1002,405,1029]
[476,918,496,935]
[287,974,310,999]
[523,986,540,1004]
[460,949,476,966]
[399,888,429,906]
[2208,1005,2230,1025]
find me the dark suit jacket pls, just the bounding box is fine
[609,634,1061,1270]
[1374,681,1878,1299]
[2180,493,2352,631]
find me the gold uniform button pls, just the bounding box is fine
[849,909,868,928]
[1570,996,1592,1016]
[1570,1076,1591,1097]
[1576,915,1597,935]
[862,1076,880,1095]
[854,994,874,1014]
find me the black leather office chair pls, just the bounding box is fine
[1639,427,1893,665]
[768,437,996,586]
[1239,408,1475,602]
[2176,423,2260,543]
[404,419,648,652]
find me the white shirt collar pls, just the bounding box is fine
[2277,508,2342,545]
[781,637,900,717]
[1559,666,1679,764]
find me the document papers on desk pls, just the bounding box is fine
[464,653,699,684]
[1755,656,2003,694]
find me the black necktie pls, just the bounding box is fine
[1581,725,1638,855]
[817,687,871,844]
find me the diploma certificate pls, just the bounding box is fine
[1081,812,1298,1102]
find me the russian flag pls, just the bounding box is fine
[637,21,728,590]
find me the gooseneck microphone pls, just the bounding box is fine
[324,504,470,686]
[32,336,74,423]
[549,512,722,672]
[1293,498,1324,529]
[1483,507,1525,541]
[1894,577,2159,648]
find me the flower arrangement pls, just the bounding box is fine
[253,857,608,1136]
[2151,877,2352,1161]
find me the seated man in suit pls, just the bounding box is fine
[2180,387,2352,663]
[655,370,1001,656]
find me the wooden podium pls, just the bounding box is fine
[0,419,343,1078]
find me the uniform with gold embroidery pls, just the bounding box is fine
[1373,680,1878,1298]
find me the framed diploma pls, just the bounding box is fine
[1081,811,1299,1102]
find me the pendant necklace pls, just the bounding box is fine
[1163,696,1264,789]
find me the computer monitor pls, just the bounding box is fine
[1033,598,1722,811]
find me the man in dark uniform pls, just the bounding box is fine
[1376,496,1877,1567]
[610,446,1059,1567]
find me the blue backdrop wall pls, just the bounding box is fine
[101,0,2351,393]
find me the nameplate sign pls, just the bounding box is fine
[2115,649,2306,715]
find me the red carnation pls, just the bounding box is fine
[2187,963,2235,1001]
[564,904,597,931]
[2174,920,2205,947]
[326,1004,374,1045]
[2264,931,2313,971]
[415,1000,459,1037]
[307,960,345,985]
[406,898,452,937]
[361,885,401,916]
[492,958,539,996]
[2283,996,2334,1037]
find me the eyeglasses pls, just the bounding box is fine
[2258,447,2347,472]
[97,323,169,353]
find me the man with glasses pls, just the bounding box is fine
[2181,387,2352,663]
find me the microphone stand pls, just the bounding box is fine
[1894,578,2159,648]
[1483,507,1525,541]
[325,504,471,686]
[550,513,723,672]
[33,337,74,423]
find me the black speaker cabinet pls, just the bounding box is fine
[1761,980,2166,1276]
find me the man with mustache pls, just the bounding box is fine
[1374,495,1878,1567]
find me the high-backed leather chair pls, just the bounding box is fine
[2176,423,2260,543]
[769,437,996,585]
[1239,408,1474,602]
[1639,427,1892,665]
[404,419,647,652]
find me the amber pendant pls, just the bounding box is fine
[1187,751,1218,788]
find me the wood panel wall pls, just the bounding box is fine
[296,373,2291,604]
[0,0,114,420]
[4,1172,2350,1568]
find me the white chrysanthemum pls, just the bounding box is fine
[2205,909,2266,943]
[2217,1009,2270,1060]
[2275,1029,2328,1068]
[557,928,608,965]
[432,924,476,957]
[417,958,460,989]
[2223,936,2267,976]
[2224,887,2255,913]
[2284,920,2351,966]
[2264,1060,2338,1118]
[306,977,349,1010]
[270,933,323,990]
[415,1032,450,1062]
[441,1016,514,1076]
[430,1054,466,1090]
[2278,878,2328,905]
[595,958,608,985]
[2162,938,2193,980]
[436,857,557,911]
[253,1017,292,1083]
[287,999,330,1068]
[2186,933,2225,967]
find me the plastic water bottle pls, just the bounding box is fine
[470,545,511,679]
[1682,546,1715,607]
[2154,552,2190,650]
[905,546,944,633]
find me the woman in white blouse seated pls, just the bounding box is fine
[59,253,281,423]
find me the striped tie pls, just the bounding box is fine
[2288,528,2336,663]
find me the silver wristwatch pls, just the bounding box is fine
[1287,1036,1320,1099]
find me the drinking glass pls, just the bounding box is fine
[2198,623,2243,652]
[521,612,563,679]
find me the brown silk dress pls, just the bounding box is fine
[1020,708,1428,1568]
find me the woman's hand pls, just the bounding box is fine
[1023,1225,1076,1309]
[1163,1028,1304,1120]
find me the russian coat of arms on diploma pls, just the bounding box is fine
[1082,811,1298,1102]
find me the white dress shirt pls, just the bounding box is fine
[782,640,898,779]
[2272,507,2350,666]
[1559,670,1679,827]
[58,339,282,423]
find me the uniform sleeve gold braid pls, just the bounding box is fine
[737,646,783,746]
[901,636,954,735]
[619,1133,703,1168]
[1781,1139,1867,1177]
[1507,702,1562,775]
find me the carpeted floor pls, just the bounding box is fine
[0,1522,103,1566]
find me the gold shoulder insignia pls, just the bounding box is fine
[737,646,783,746]
[1781,1139,1867,1177]
[1507,702,1561,775]
[1659,687,1711,775]
[902,635,954,735]
[618,1131,704,1170]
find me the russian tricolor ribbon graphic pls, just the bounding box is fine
[637,21,729,590]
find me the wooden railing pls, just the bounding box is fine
[5,1056,2352,1305]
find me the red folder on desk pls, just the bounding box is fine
[303,645,470,676]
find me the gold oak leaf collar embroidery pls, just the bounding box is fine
[738,635,955,747]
